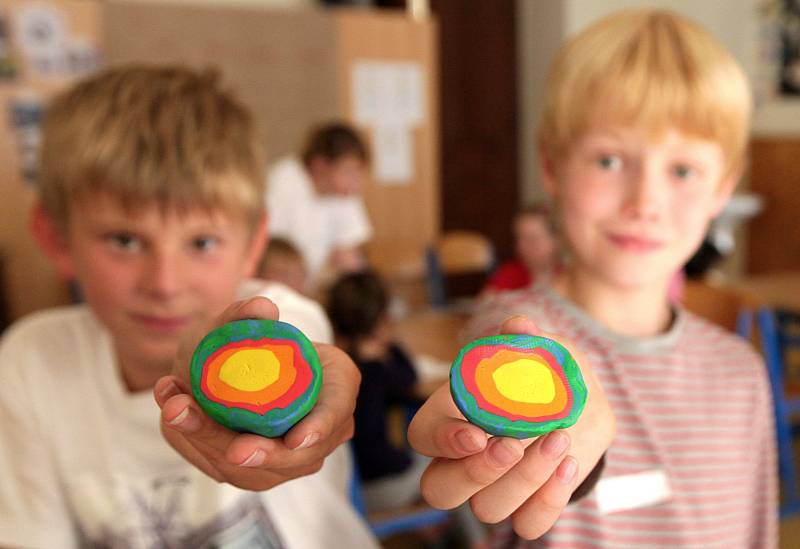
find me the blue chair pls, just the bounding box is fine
[348,444,451,539]
[746,307,800,517]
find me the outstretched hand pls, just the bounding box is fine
[153,297,360,491]
[408,315,615,539]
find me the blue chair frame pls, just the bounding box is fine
[348,444,451,539]
[742,307,800,517]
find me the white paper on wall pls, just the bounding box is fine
[373,124,413,184]
[352,59,424,185]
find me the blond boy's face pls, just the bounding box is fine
[60,194,264,378]
[543,126,736,292]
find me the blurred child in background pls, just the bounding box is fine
[326,270,423,511]
[483,204,560,296]
[266,122,372,289]
[256,237,309,294]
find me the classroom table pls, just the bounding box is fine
[731,271,800,310]
[395,308,469,398]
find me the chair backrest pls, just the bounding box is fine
[750,307,800,517]
[435,230,495,275]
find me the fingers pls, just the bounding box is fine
[420,436,525,509]
[469,431,570,524]
[155,376,238,457]
[217,296,280,325]
[283,343,359,451]
[512,456,579,540]
[223,416,353,472]
[499,315,542,336]
[408,383,488,459]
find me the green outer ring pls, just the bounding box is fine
[449,333,586,439]
[190,319,322,438]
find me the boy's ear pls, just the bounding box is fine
[538,144,559,198]
[242,214,268,278]
[709,168,741,218]
[30,202,76,279]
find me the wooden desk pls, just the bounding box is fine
[731,271,800,310]
[395,308,469,398]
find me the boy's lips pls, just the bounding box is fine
[131,313,193,333]
[607,233,665,252]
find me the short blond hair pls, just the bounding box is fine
[539,9,752,177]
[40,64,265,228]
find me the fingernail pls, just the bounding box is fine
[557,456,578,483]
[158,381,180,402]
[455,429,483,453]
[241,449,265,467]
[293,432,319,451]
[541,431,569,459]
[489,440,519,467]
[168,407,189,426]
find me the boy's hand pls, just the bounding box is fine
[153,297,359,491]
[407,316,615,540]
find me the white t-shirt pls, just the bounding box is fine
[0,281,377,549]
[266,156,372,281]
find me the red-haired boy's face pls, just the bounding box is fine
[542,126,736,292]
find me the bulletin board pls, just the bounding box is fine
[0,0,102,321]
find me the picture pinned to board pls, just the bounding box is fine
[0,13,18,81]
[7,91,44,186]
[11,2,100,80]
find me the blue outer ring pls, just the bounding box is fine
[449,333,586,439]
[190,319,322,438]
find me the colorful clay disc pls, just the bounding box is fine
[190,319,322,438]
[450,334,586,439]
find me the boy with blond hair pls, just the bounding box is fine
[0,65,377,548]
[409,10,777,548]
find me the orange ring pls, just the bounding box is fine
[205,343,296,405]
[474,349,567,417]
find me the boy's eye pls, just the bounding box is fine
[191,236,220,252]
[672,163,696,180]
[597,154,623,171]
[107,233,142,252]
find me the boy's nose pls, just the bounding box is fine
[623,168,665,221]
[141,251,183,298]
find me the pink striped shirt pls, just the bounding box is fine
[467,284,778,549]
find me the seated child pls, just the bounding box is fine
[256,237,309,294]
[0,64,377,548]
[482,204,560,296]
[326,270,423,511]
[408,9,776,547]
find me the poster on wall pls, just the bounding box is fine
[7,91,43,185]
[352,59,424,185]
[759,0,800,97]
[11,2,100,80]
[778,0,800,94]
[0,14,18,80]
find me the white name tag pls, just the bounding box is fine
[594,469,672,514]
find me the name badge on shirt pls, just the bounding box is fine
[594,469,672,514]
